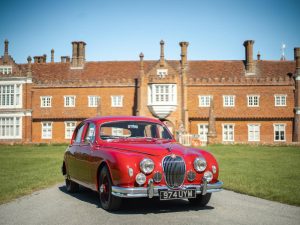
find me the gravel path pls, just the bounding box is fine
[0,184,299,225]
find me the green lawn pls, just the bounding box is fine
[203,144,300,206]
[0,144,299,206]
[0,145,66,204]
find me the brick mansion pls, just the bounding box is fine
[0,39,299,144]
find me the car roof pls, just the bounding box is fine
[84,116,162,124]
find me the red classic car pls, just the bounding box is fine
[62,116,223,211]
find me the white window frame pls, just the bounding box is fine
[88,96,100,107]
[198,95,211,107]
[223,95,235,107]
[0,116,22,139]
[64,121,76,139]
[247,95,260,107]
[41,122,53,139]
[64,96,76,107]
[157,69,168,78]
[222,124,235,142]
[274,94,287,107]
[197,124,208,142]
[0,84,22,109]
[111,95,123,107]
[0,66,12,74]
[148,84,177,105]
[248,124,260,142]
[273,123,286,142]
[40,96,52,108]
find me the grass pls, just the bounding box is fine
[0,144,299,206]
[0,145,66,204]
[203,144,300,206]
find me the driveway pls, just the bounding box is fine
[0,184,299,225]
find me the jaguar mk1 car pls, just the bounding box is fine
[62,116,223,211]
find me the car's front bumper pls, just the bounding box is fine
[111,179,223,198]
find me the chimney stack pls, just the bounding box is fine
[243,40,255,73]
[27,56,32,76]
[61,56,70,63]
[3,39,9,63]
[139,52,144,72]
[257,51,261,61]
[293,47,300,142]
[71,41,86,68]
[179,41,189,67]
[160,40,165,67]
[4,39,8,56]
[51,49,54,63]
[33,55,46,63]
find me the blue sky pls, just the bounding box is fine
[1,0,299,63]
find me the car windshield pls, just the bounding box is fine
[99,121,173,141]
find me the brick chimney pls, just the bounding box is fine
[33,55,46,63]
[294,47,300,142]
[3,39,9,64]
[71,41,86,68]
[257,51,261,61]
[61,56,70,63]
[179,41,189,68]
[160,40,165,67]
[51,49,54,63]
[27,56,32,77]
[243,40,255,74]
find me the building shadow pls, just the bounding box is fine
[58,185,214,214]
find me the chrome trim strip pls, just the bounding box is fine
[111,181,223,198]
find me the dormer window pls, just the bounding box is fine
[0,66,12,75]
[157,69,168,78]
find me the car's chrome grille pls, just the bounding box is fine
[162,155,186,188]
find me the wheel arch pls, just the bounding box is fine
[96,161,112,191]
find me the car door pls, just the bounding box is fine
[67,122,85,180]
[75,122,96,187]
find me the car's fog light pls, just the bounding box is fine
[136,173,146,185]
[187,171,196,181]
[212,165,217,174]
[204,171,213,182]
[153,172,162,183]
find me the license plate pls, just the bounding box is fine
[159,189,196,200]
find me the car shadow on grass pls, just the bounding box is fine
[58,185,214,214]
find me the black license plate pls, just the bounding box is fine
[159,189,196,200]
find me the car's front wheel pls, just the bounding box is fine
[188,193,211,207]
[99,166,121,211]
[65,178,79,193]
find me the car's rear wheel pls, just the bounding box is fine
[99,166,121,211]
[188,193,211,207]
[65,178,79,193]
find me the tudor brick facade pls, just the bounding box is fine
[0,39,299,144]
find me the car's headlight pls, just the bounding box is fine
[204,171,213,182]
[194,157,207,172]
[140,158,154,174]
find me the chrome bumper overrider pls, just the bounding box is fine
[111,180,223,198]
